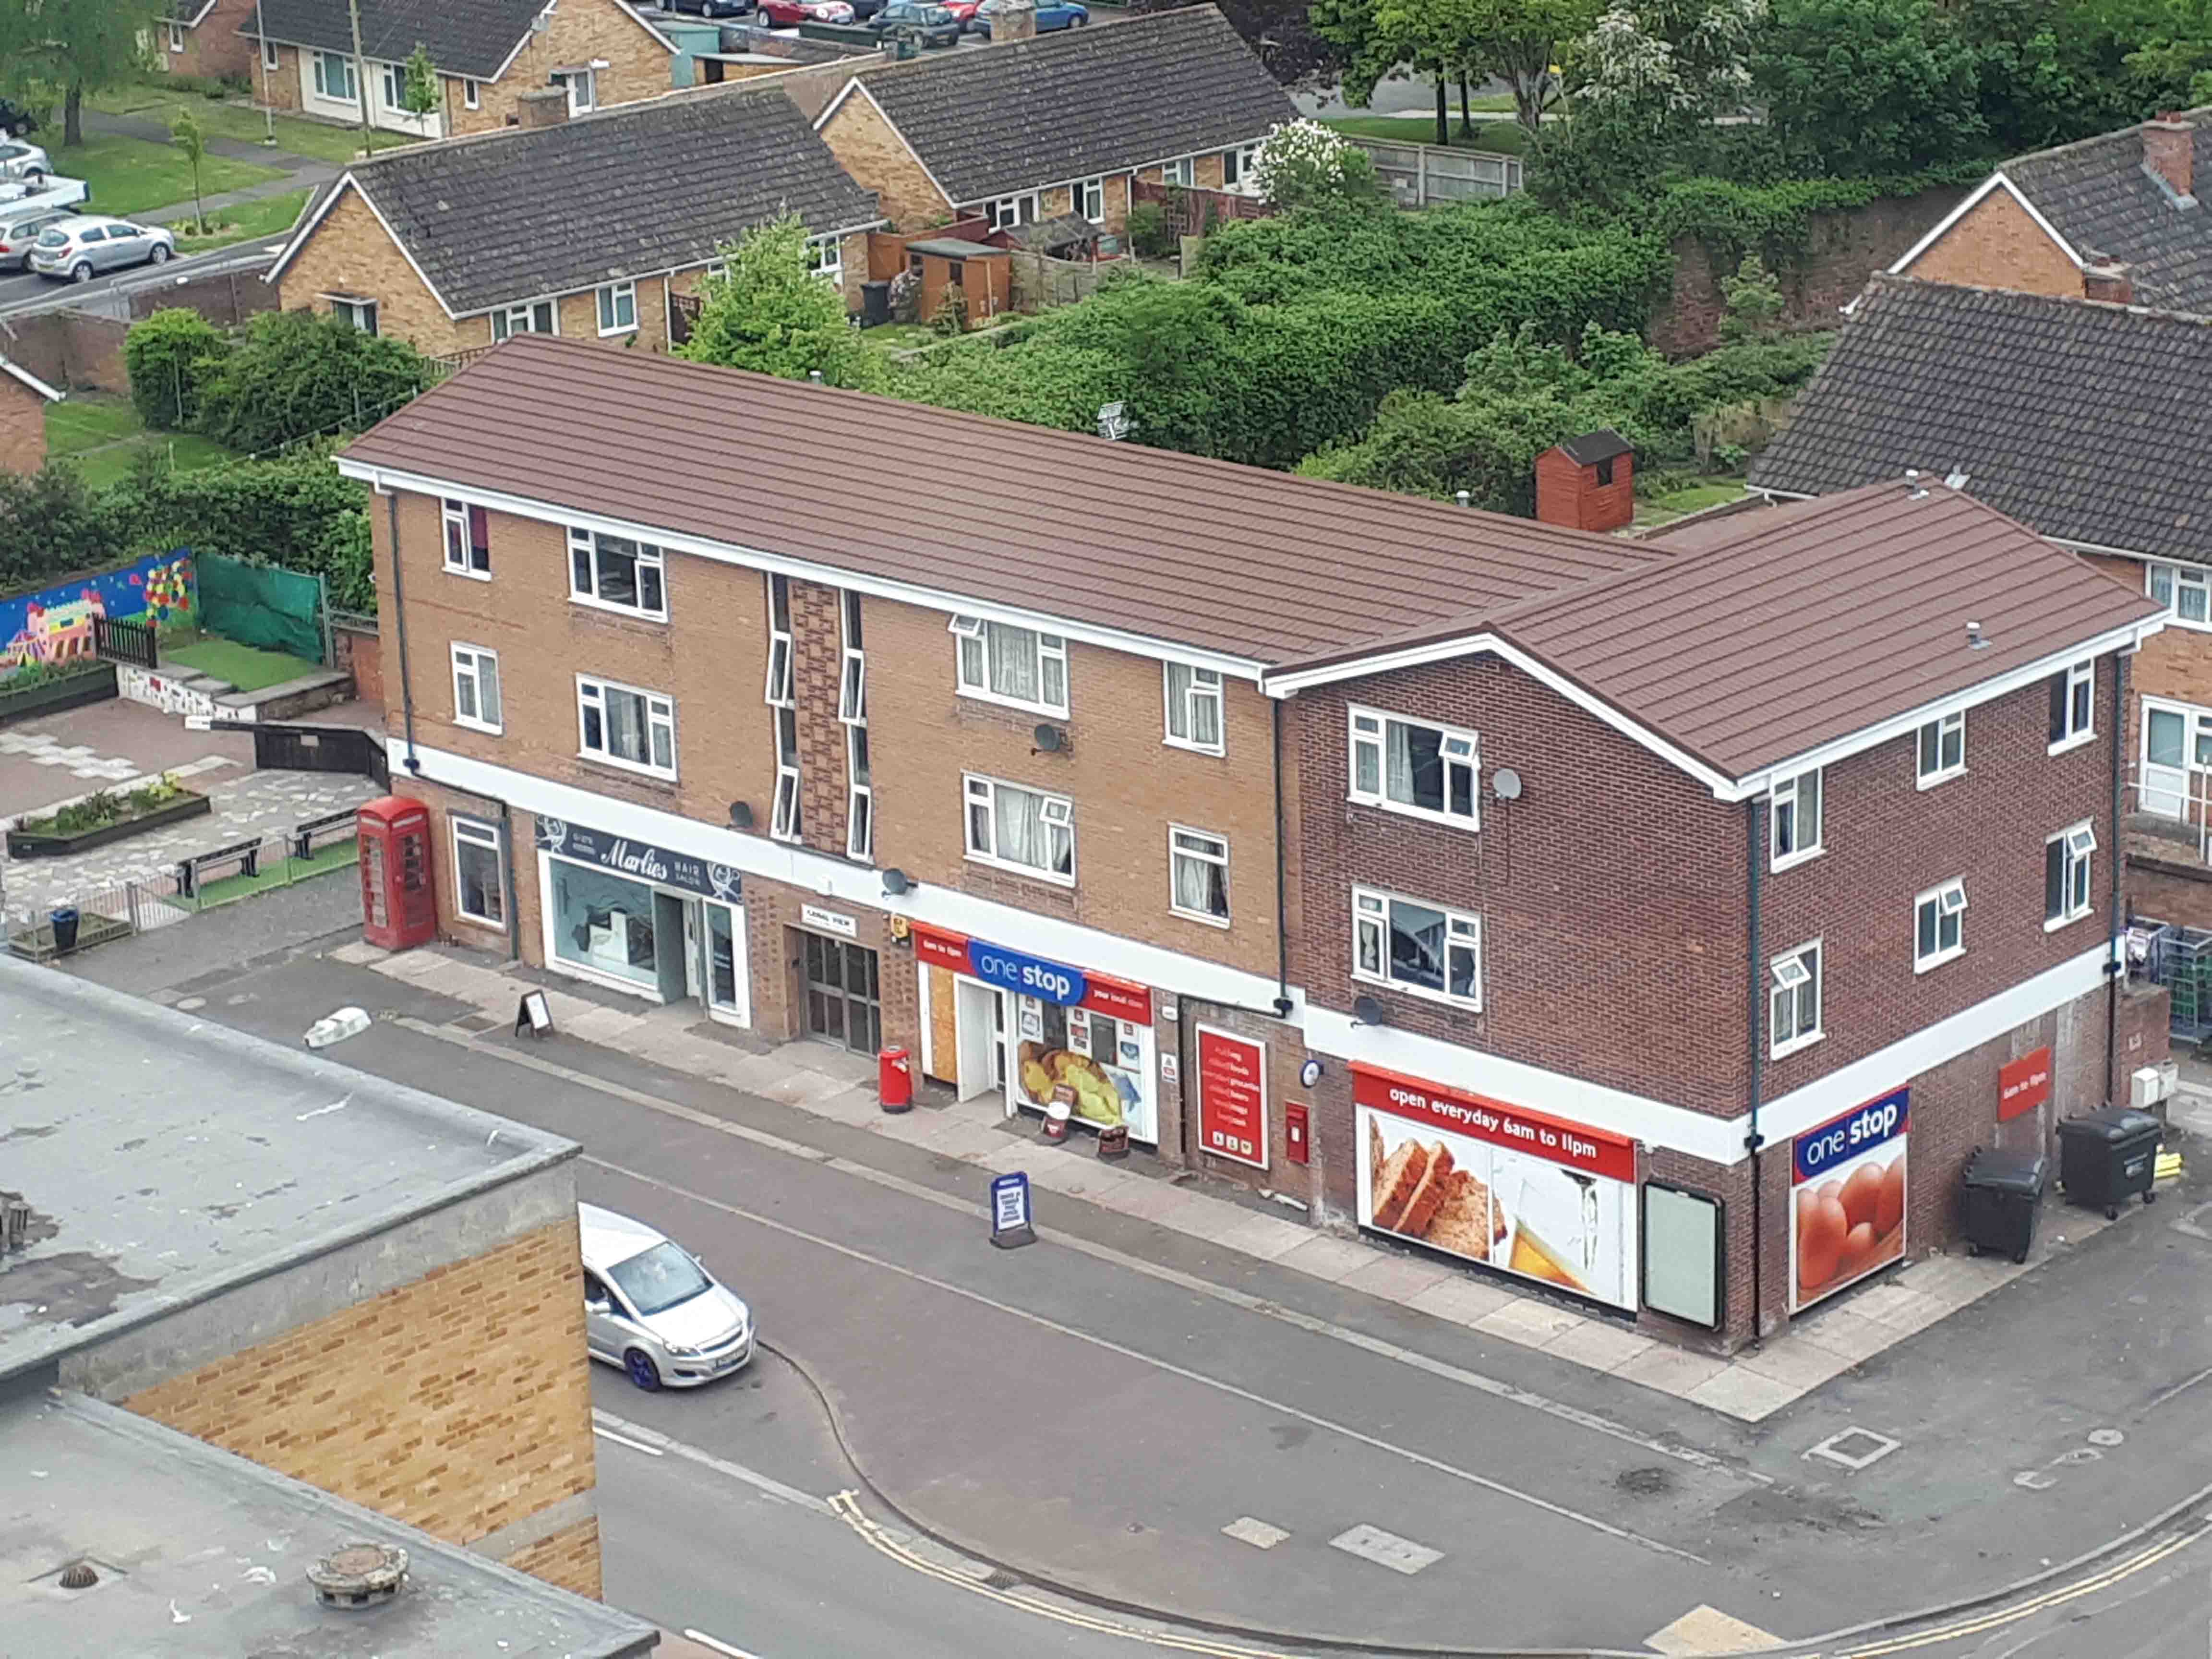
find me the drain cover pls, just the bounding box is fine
[1805,1428,1901,1471]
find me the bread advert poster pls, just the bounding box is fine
[1790,1087,1908,1311]
[1353,1065,1638,1312]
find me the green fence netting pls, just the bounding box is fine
[197,553,324,665]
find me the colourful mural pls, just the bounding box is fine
[0,551,195,680]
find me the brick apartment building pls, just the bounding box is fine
[159,0,258,82]
[1752,277,2212,931]
[244,0,678,141]
[336,337,2169,1351]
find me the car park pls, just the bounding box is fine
[29,215,175,283]
[757,0,855,22]
[870,1,963,46]
[0,140,51,181]
[970,0,1086,34]
[662,0,751,13]
[578,1202,754,1391]
[0,209,72,271]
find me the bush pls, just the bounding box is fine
[126,308,227,431]
[106,444,375,611]
[929,284,970,337]
[195,310,434,454]
[1125,199,1175,258]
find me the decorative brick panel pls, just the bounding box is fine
[792,577,850,859]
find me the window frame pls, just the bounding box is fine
[313,50,358,103]
[1913,878,1967,973]
[1769,939,1823,1058]
[330,297,378,335]
[764,573,794,708]
[168,20,186,53]
[769,705,801,842]
[380,60,404,111]
[450,814,506,930]
[575,673,677,779]
[1769,767,1823,870]
[2048,659,2096,754]
[491,300,557,341]
[596,279,637,337]
[441,497,490,577]
[1915,709,1965,789]
[2045,820,2097,930]
[949,613,1068,716]
[1168,824,1230,927]
[1071,176,1105,221]
[839,589,866,725]
[986,192,1040,230]
[1163,661,1224,755]
[2147,560,2212,631]
[846,724,873,863]
[807,236,843,288]
[1161,156,1195,187]
[463,77,480,110]
[962,773,1075,886]
[450,642,502,735]
[261,36,279,71]
[1350,884,1482,1010]
[1346,704,1479,829]
[568,526,667,621]
[558,67,596,114]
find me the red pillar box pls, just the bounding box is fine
[357,797,436,950]
[879,1046,913,1113]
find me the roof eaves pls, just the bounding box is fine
[0,356,63,402]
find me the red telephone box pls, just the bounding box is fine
[358,796,437,950]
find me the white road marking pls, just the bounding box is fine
[1219,1517,1289,1550]
[581,1152,1709,1564]
[682,1629,764,1659]
[591,1423,663,1457]
[592,1407,833,1515]
[1327,1523,1441,1575]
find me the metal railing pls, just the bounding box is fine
[2126,763,2212,866]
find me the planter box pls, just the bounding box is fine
[5,789,212,859]
[0,661,118,727]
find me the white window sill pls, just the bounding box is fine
[444,562,492,582]
[452,715,502,736]
[964,850,1074,887]
[1913,944,1964,975]
[598,323,637,339]
[2044,909,2092,933]
[454,908,506,932]
[2159,611,2212,632]
[1351,968,1481,1015]
[2048,731,2096,757]
[1770,845,1823,873]
[577,748,676,783]
[1164,735,1226,757]
[1170,903,1231,929]
[569,590,667,624]
[1771,1030,1824,1060]
[1346,791,1479,833]
[1915,765,1965,791]
[956,685,1069,721]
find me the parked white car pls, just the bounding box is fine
[579,1202,754,1390]
[0,140,51,181]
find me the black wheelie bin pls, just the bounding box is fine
[2056,1107,2163,1219]
[1960,1148,2046,1263]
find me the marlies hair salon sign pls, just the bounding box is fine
[534,817,741,903]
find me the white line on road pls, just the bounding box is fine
[682,1629,765,1659]
[591,1407,833,1515]
[583,1152,1709,1564]
[591,1423,663,1456]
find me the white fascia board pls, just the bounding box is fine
[490,7,554,83]
[610,0,681,53]
[2050,534,2161,565]
[449,218,891,319]
[264,171,358,286]
[336,459,1269,681]
[402,740,1294,1012]
[0,358,64,402]
[1888,172,2082,277]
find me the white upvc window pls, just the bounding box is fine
[330,296,378,335]
[2148,561,2212,629]
[556,67,596,114]
[950,614,1068,715]
[839,589,865,724]
[986,192,1039,230]
[261,36,279,71]
[463,78,480,109]
[2045,820,2096,928]
[808,236,843,288]
[451,816,505,928]
[577,674,675,777]
[1071,176,1105,221]
[847,724,873,862]
[1915,710,1964,788]
[491,300,556,340]
[1161,156,1195,187]
[380,60,405,110]
[2049,659,2096,752]
[1221,144,1260,192]
[964,774,1074,883]
[597,279,637,337]
[568,526,666,618]
[450,643,502,734]
[1347,705,1478,827]
[764,573,794,708]
[168,20,185,53]
[1913,878,1967,972]
[770,706,801,843]
[442,497,489,577]
[1164,662,1223,753]
[1770,940,1822,1057]
[1770,766,1822,869]
[313,50,358,103]
[1169,826,1229,925]
[1352,885,1481,1008]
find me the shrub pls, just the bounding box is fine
[1248,118,1389,215]
[126,308,227,431]
[929,284,970,337]
[195,309,434,454]
[1125,199,1175,258]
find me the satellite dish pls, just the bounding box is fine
[727,801,754,829]
[1492,768,1523,801]
[881,867,912,896]
[1351,994,1386,1027]
[1033,723,1065,753]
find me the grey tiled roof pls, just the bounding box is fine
[248,0,617,81]
[854,4,1297,204]
[1997,111,2212,312]
[336,84,883,314]
[1748,276,2212,563]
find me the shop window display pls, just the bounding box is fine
[1015,1000,1142,1130]
[551,862,659,988]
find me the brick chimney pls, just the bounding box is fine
[2143,111,2195,201]
[2083,260,2134,304]
[990,0,1036,41]
[516,88,569,129]
[1535,430,1635,532]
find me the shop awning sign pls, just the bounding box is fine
[912,923,1151,1023]
[534,817,739,903]
[1352,1064,1635,1182]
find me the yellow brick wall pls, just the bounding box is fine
[121,1217,599,1595]
[819,87,952,230]
[1192,151,1226,190]
[505,1516,604,1598]
[275,184,469,355]
[1900,185,2082,298]
[479,0,677,132]
[264,44,304,111]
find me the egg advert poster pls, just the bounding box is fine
[1791,1087,1909,1311]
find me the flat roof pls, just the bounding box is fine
[0,1392,655,1658]
[0,958,577,1382]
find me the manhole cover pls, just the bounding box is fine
[980,1569,1023,1591]
[2088,1428,2125,1447]
[1616,1467,1675,1496]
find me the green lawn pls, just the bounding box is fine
[50,131,284,216]
[1322,114,1533,157]
[1635,478,1750,526]
[191,836,359,910]
[90,84,416,166]
[171,187,312,253]
[46,395,237,488]
[164,636,323,692]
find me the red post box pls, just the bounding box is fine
[879,1046,913,1113]
[1285,1103,1310,1165]
[358,796,437,950]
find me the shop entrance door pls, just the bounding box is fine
[954,979,1002,1102]
[803,932,881,1056]
[691,899,747,1026]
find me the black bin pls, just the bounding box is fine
[47,906,79,953]
[1961,1148,2046,1263]
[860,279,891,328]
[2056,1107,2163,1218]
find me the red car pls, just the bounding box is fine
[939,0,981,19]
[758,0,854,21]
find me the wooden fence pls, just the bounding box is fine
[1351,140,1524,208]
[1009,249,1101,313]
[92,613,157,670]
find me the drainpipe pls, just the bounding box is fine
[1271,696,1291,1018]
[2105,649,2127,1102]
[1745,797,1765,1342]
[499,799,522,964]
[384,489,420,775]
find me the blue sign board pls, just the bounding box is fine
[989,1171,1035,1248]
[967,939,1087,1006]
[1792,1087,1910,1185]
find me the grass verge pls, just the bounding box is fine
[1322,115,1533,156]
[192,837,359,909]
[1635,478,1749,526]
[170,186,312,253]
[46,395,237,489]
[52,132,284,216]
[89,84,417,166]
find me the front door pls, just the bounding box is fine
[804,933,881,1056]
[700,901,746,1026]
[2143,702,2196,820]
[955,978,1001,1102]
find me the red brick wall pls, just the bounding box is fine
[0,374,47,474]
[332,618,385,709]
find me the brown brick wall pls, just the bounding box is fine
[453,0,676,133]
[331,617,385,708]
[120,1216,599,1593]
[503,1516,603,1598]
[264,43,304,112]
[1896,184,2082,299]
[819,87,953,230]
[160,0,256,81]
[0,374,48,474]
[276,184,469,355]
[792,577,851,859]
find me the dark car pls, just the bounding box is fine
[664,0,750,13]
[0,100,37,140]
[870,1,962,44]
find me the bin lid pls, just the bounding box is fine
[1963,1147,2047,1194]
[2055,1107,2163,1143]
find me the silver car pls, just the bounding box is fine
[579,1202,753,1390]
[29,215,175,283]
[0,140,49,181]
[0,209,70,271]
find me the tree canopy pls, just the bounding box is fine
[675,214,878,390]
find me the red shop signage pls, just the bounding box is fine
[1998,1046,2052,1121]
[909,922,1153,1025]
[1196,1025,1268,1169]
[1352,1064,1636,1183]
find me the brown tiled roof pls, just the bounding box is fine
[336,334,1650,666]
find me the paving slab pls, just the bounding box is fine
[1336,1253,1456,1303]
[1539,1318,1656,1373]
[1405,1274,1519,1327]
[1733,1334,1855,1392]
[1788,1309,1897,1364]
[1684,1365,1803,1421]
[1272,1234,1383,1283]
[1473,1297,1587,1346]
[1611,1344,1731,1399]
[1209,1212,1320,1262]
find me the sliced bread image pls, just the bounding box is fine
[1370,1137,1429,1230]
[1423,1169,1499,1262]
[1368,1117,1385,1178]
[1395,1142,1456,1237]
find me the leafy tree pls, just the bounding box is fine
[171,107,209,235]
[0,0,166,149]
[125,308,228,431]
[195,310,435,454]
[1716,249,1784,339]
[1751,0,1987,175]
[676,214,878,389]
[1049,274,1244,455]
[1317,0,1598,134]
[0,465,122,595]
[401,43,441,125]
[1248,119,1391,215]
[106,446,376,610]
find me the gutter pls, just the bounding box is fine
[384,489,420,773]
[1271,697,1291,1016]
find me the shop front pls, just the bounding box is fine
[1352,1063,1639,1312]
[533,817,749,1024]
[912,922,1158,1143]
